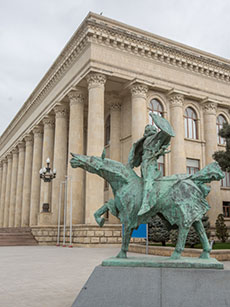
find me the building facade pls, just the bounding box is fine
[0,13,230,242]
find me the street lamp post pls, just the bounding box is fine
[39,158,56,212]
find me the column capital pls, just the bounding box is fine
[169,93,184,108]
[6,153,12,160]
[12,148,18,155]
[106,92,122,111]
[130,83,148,99]
[86,72,106,89]
[24,134,33,145]
[42,116,55,129]
[17,141,25,152]
[202,100,217,115]
[32,126,43,138]
[54,103,68,118]
[2,158,7,165]
[67,89,85,107]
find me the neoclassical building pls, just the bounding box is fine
[0,12,230,244]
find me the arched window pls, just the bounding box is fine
[216,115,227,145]
[148,99,163,125]
[184,107,198,139]
[105,115,110,146]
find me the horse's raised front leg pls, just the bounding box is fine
[170,226,189,260]
[116,226,133,259]
[94,199,117,227]
[193,219,211,259]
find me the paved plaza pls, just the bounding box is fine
[1,246,230,307]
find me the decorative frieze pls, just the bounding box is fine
[86,73,106,89]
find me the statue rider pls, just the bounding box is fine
[128,113,175,216]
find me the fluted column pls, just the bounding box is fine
[4,153,12,227]
[51,103,68,225]
[66,89,85,225]
[169,93,186,174]
[15,142,25,227]
[40,116,55,219]
[0,160,6,227]
[30,126,43,226]
[203,101,220,226]
[9,148,18,227]
[21,135,33,226]
[108,95,121,223]
[85,73,106,224]
[0,160,7,226]
[130,83,148,143]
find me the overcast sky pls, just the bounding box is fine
[0,0,230,136]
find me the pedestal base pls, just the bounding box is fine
[72,264,230,307]
[102,256,224,269]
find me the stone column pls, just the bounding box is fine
[9,148,18,227]
[108,95,121,223]
[15,142,25,227]
[0,160,6,227]
[21,135,33,227]
[130,83,148,143]
[66,89,85,225]
[51,103,68,225]
[3,153,12,227]
[169,93,186,174]
[39,116,55,220]
[85,73,106,224]
[30,126,43,226]
[0,160,7,227]
[203,101,220,226]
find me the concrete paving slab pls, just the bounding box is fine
[0,246,229,307]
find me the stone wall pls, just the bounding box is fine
[31,224,145,246]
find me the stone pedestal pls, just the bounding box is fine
[72,264,230,307]
[38,212,52,226]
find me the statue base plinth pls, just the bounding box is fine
[72,263,229,307]
[102,255,224,269]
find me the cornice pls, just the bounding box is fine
[1,12,230,152]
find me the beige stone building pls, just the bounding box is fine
[0,12,230,244]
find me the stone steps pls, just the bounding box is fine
[0,227,38,246]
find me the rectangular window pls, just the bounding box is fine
[223,201,230,217]
[186,158,200,175]
[221,172,230,187]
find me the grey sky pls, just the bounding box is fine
[0,0,230,136]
